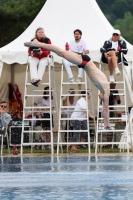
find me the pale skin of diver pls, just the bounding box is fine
[24,39,110,128]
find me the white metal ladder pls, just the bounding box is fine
[0,62,3,79]
[95,56,129,154]
[0,128,10,155]
[21,55,58,155]
[57,64,96,156]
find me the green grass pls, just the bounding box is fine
[1,146,130,156]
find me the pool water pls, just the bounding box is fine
[0,156,133,199]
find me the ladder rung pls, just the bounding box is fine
[62,82,86,85]
[108,81,124,84]
[60,118,88,120]
[34,90,55,92]
[99,105,126,108]
[24,110,57,114]
[25,94,55,97]
[60,111,85,113]
[23,119,52,121]
[98,117,127,120]
[22,142,52,145]
[112,93,125,95]
[66,90,91,92]
[97,129,126,132]
[58,130,89,132]
[62,94,88,97]
[61,106,83,108]
[26,83,49,86]
[23,130,53,133]
[57,142,91,145]
[24,106,51,109]
[96,142,128,144]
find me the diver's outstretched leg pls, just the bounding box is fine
[102,83,112,130]
[24,40,82,65]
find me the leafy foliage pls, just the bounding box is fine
[0,0,133,46]
[96,0,133,44]
[0,0,46,47]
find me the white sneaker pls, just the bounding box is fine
[76,77,82,83]
[109,75,115,83]
[115,68,120,76]
[69,77,75,83]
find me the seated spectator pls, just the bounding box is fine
[34,86,55,149]
[61,89,77,141]
[62,29,89,83]
[0,101,11,134]
[100,29,128,83]
[70,90,94,150]
[28,27,52,87]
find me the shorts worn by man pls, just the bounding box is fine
[100,29,128,83]
[63,29,89,83]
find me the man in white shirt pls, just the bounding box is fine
[100,29,128,83]
[63,29,89,83]
[70,90,94,150]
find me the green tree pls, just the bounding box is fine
[96,0,133,44]
[114,12,133,44]
[0,0,46,47]
[111,0,129,20]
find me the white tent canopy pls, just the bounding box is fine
[0,0,133,66]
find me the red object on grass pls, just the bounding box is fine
[13,144,17,155]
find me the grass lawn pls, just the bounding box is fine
[1,145,129,156]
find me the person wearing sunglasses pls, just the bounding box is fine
[0,101,11,128]
[100,29,128,83]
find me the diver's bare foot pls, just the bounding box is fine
[24,39,41,47]
[24,42,37,47]
[32,39,42,47]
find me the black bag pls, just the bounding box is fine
[0,126,6,135]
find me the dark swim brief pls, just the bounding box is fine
[78,55,91,68]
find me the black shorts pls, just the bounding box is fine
[42,113,54,128]
[101,54,121,64]
[78,55,91,68]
